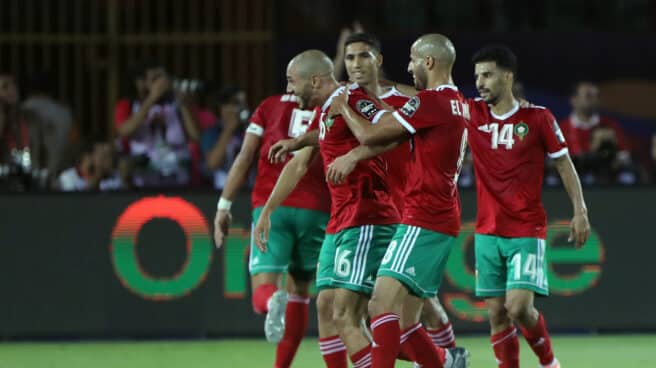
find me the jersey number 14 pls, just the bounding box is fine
[489,123,515,150]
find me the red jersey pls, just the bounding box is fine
[558,113,629,156]
[391,85,468,236]
[379,87,412,212]
[468,100,568,239]
[248,94,330,213]
[316,85,400,232]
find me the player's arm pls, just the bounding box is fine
[268,129,319,164]
[326,140,401,184]
[553,153,590,248]
[331,91,409,146]
[213,127,262,248]
[253,146,319,251]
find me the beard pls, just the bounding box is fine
[412,66,429,90]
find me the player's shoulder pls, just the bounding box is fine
[260,94,299,109]
[519,104,554,122]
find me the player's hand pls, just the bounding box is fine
[327,153,357,185]
[268,138,297,164]
[148,76,171,101]
[213,209,232,249]
[253,210,272,252]
[569,211,590,248]
[328,89,348,118]
[518,98,531,108]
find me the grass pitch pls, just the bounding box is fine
[1,334,655,367]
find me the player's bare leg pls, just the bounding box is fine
[486,296,519,368]
[333,289,371,366]
[317,288,348,368]
[506,289,559,368]
[421,297,456,348]
[271,271,313,368]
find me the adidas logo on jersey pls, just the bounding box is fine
[405,267,416,276]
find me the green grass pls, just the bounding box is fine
[1,335,655,367]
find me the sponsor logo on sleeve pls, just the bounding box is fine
[400,96,420,117]
[356,99,379,119]
[552,120,566,143]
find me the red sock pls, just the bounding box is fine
[350,344,372,368]
[274,295,309,368]
[252,283,277,314]
[370,313,400,368]
[491,326,519,368]
[319,335,347,368]
[427,321,456,348]
[519,313,555,366]
[401,323,446,368]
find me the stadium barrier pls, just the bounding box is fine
[0,188,653,338]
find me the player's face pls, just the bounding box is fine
[0,75,19,105]
[286,66,313,108]
[572,83,600,115]
[475,61,511,104]
[407,47,427,90]
[344,42,381,86]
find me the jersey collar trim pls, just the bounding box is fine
[379,86,404,99]
[490,99,520,120]
[570,113,600,129]
[322,86,346,113]
[433,84,458,92]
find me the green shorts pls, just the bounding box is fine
[331,225,397,295]
[474,234,549,297]
[377,225,455,299]
[248,206,329,276]
[316,233,336,291]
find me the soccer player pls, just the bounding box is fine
[327,32,458,352]
[327,33,470,368]
[467,45,590,368]
[254,49,401,368]
[213,91,330,368]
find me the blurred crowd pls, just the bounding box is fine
[1,61,655,192]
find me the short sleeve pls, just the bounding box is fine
[540,110,568,159]
[391,91,451,134]
[247,98,271,136]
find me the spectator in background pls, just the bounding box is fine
[0,72,33,191]
[559,81,636,185]
[22,71,73,188]
[57,141,124,191]
[114,60,200,188]
[201,85,250,189]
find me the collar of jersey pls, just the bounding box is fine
[432,84,458,92]
[490,99,520,120]
[570,112,600,129]
[379,86,405,99]
[322,85,347,112]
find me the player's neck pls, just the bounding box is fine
[359,79,384,98]
[574,110,595,122]
[491,93,518,117]
[426,73,453,90]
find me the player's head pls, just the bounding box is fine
[343,32,383,86]
[570,81,600,116]
[408,33,456,90]
[286,50,335,108]
[0,72,19,105]
[472,44,517,104]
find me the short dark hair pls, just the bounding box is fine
[570,81,597,97]
[472,45,518,74]
[344,32,382,54]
